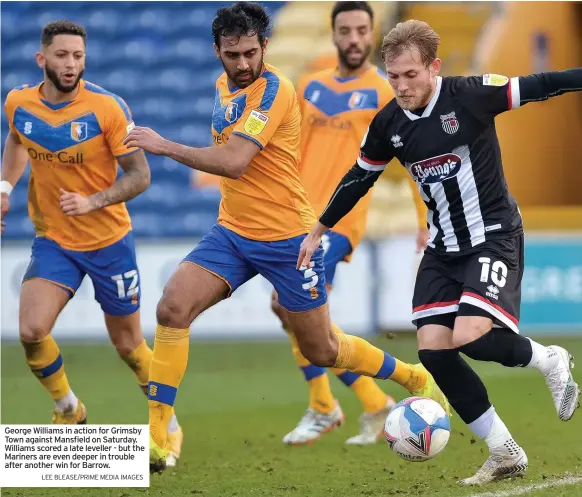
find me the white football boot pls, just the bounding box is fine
[460,439,528,485]
[543,346,580,421]
[345,396,396,445]
[283,401,344,445]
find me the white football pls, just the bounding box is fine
[384,396,450,462]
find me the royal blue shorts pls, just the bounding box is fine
[320,230,353,285]
[184,224,328,312]
[23,232,140,316]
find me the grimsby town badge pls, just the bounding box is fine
[440,111,459,134]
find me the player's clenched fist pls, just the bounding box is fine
[59,188,95,216]
[123,126,168,155]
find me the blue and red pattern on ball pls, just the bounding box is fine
[402,399,450,434]
[403,398,450,456]
[402,401,434,456]
[384,397,425,447]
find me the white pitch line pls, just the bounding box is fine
[466,475,582,497]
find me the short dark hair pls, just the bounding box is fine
[331,1,374,29]
[212,2,271,48]
[41,20,87,47]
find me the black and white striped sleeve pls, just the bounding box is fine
[319,111,393,228]
[453,69,582,122]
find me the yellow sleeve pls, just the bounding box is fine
[4,89,19,134]
[102,96,138,158]
[406,174,427,228]
[296,75,310,117]
[232,74,290,149]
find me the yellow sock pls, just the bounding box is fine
[329,324,388,412]
[332,368,389,413]
[120,339,153,396]
[333,333,425,390]
[286,327,335,413]
[22,335,71,400]
[148,324,189,448]
[390,361,428,391]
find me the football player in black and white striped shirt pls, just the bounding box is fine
[297,19,581,486]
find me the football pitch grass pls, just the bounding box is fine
[1,334,581,497]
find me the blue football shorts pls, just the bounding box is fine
[183,224,328,312]
[23,231,140,316]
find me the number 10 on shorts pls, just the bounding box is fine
[479,257,508,287]
[111,270,139,299]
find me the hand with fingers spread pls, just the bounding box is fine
[59,188,95,216]
[123,126,168,155]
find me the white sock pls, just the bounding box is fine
[168,414,179,434]
[526,338,554,374]
[468,406,512,450]
[54,389,78,414]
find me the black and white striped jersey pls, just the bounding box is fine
[359,74,524,254]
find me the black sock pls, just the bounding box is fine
[459,328,533,367]
[418,349,491,424]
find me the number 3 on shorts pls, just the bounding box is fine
[111,270,139,298]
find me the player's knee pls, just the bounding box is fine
[111,333,139,358]
[297,333,338,367]
[105,312,144,356]
[19,319,50,343]
[417,322,454,350]
[156,292,194,329]
[418,348,458,377]
[452,315,492,349]
[157,296,185,328]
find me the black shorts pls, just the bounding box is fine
[412,235,524,333]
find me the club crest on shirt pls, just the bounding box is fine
[348,91,367,109]
[225,102,239,123]
[440,111,459,135]
[71,122,88,142]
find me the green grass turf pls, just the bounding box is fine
[1,334,582,497]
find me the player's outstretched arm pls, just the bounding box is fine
[456,68,582,121]
[320,162,384,229]
[518,68,582,104]
[297,162,383,269]
[123,127,258,179]
[1,131,29,232]
[60,150,150,216]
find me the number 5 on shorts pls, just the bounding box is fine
[111,270,139,298]
[300,262,319,290]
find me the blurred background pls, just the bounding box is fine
[1,1,581,340]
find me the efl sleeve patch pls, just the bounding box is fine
[482,74,509,87]
[243,110,269,136]
[126,121,135,134]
